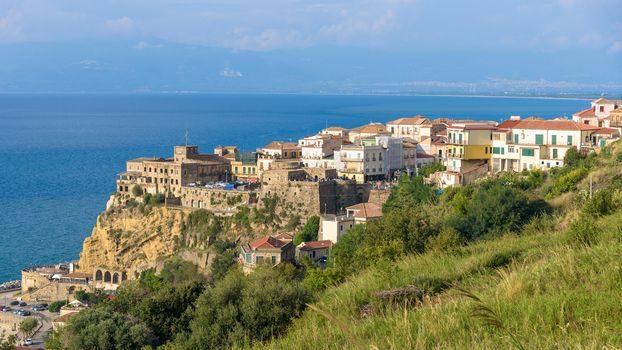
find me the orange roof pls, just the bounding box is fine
[324,126,346,131]
[594,128,619,135]
[263,141,299,150]
[298,240,333,251]
[387,116,429,125]
[512,119,600,131]
[448,124,497,131]
[346,202,383,219]
[350,123,386,134]
[64,272,91,279]
[573,107,596,117]
[249,236,288,250]
[498,119,522,129]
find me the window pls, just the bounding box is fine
[522,148,535,157]
[485,147,488,154]
[244,253,251,264]
[551,135,557,145]
[514,134,519,144]
[600,106,605,112]
[535,134,544,145]
[271,256,276,265]
[458,134,463,144]
[256,256,264,264]
[552,149,558,159]
[508,146,514,153]
[567,135,573,145]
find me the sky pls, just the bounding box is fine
[0,0,620,94]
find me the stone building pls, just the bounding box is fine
[239,236,294,273]
[117,145,231,196]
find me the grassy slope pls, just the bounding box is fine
[257,146,622,350]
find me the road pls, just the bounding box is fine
[0,290,55,348]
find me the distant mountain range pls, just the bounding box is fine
[0,38,620,96]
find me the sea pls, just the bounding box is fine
[0,93,587,282]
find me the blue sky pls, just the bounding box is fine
[0,0,620,93]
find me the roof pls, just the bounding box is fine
[263,141,299,150]
[387,116,430,126]
[448,124,498,131]
[54,312,79,323]
[594,127,619,135]
[402,141,418,148]
[63,272,91,279]
[324,126,346,131]
[346,202,383,219]
[611,106,622,114]
[593,97,622,105]
[273,232,293,241]
[436,129,447,136]
[298,240,333,251]
[512,119,600,131]
[350,123,387,134]
[249,236,288,250]
[573,107,597,118]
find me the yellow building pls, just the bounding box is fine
[441,123,497,187]
[231,152,259,182]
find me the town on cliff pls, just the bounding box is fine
[9,97,622,316]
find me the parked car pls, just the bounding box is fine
[24,338,33,345]
[9,300,19,306]
[19,302,27,307]
[20,310,31,316]
[0,306,11,312]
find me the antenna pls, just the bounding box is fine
[185,130,189,146]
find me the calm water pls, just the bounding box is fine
[0,94,586,281]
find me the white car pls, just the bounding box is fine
[24,338,33,345]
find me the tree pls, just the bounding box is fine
[383,175,437,212]
[61,308,156,350]
[175,265,311,349]
[131,185,144,197]
[160,257,204,286]
[210,249,237,282]
[563,146,584,168]
[48,300,68,313]
[0,331,15,350]
[293,216,320,245]
[18,317,38,338]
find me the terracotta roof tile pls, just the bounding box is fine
[513,119,600,131]
[249,236,288,250]
[387,116,430,125]
[573,107,596,117]
[346,202,383,219]
[263,141,299,150]
[298,240,333,250]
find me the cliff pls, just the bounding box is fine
[78,195,189,277]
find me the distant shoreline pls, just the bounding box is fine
[0,91,599,101]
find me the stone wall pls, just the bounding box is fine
[21,271,93,302]
[368,189,391,206]
[179,187,258,212]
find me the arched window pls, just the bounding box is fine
[104,271,111,282]
[95,270,103,281]
[112,273,119,284]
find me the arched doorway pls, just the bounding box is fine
[112,273,119,284]
[104,271,111,282]
[95,270,103,281]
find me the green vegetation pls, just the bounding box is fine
[292,215,320,245]
[48,300,68,313]
[131,185,143,197]
[54,141,622,349]
[144,193,166,205]
[0,332,15,350]
[18,317,38,338]
[418,161,445,177]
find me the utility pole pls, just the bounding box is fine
[589,175,593,199]
[185,130,189,146]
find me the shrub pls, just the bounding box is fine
[563,146,585,168]
[48,300,68,313]
[425,227,464,252]
[583,188,617,217]
[383,175,437,213]
[567,216,600,246]
[419,161,445,177]
[293,216,320,245]
[547,167,588,197]
[131,185,143,197]
[210,249,237,282]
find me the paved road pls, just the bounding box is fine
[0,290,56,348]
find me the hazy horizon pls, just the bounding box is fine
[1,0,620,95]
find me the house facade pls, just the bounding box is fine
[239,236,294,273]
[295,240,333,262]
[117,145,231,196]
[440,123,496,186]
[299,134,343,168]
[386,116,445,142]
[334,141,386,183]
[491,118,600,173]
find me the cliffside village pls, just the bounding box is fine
[17,98,622,307]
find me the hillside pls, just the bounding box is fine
[258,144,622,349]
[47,142,622,350]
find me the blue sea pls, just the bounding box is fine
[0,93,587,281]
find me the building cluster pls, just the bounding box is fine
[113,97,621,273]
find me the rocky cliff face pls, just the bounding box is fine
[78,195,188,277]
